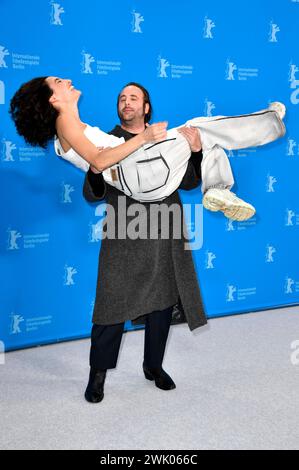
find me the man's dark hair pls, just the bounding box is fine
[117,82,153,124]
[9,77,58,148]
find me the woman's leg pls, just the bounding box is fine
[185,107,285,152]
[201,146,234,194]
[186,105,285,220]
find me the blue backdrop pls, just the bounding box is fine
[1,0,299,351]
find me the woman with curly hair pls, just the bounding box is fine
[9,76,168,172]
[10,76,286,220]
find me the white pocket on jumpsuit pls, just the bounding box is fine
[136,156,170,193]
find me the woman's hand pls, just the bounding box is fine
[142,121,168,143]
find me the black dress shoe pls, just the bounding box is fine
[143,363,176,391]
[84,368,107,403]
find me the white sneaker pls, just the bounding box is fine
[203,188,256,221]
[268,102,286,120]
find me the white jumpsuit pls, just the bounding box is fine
[54,107,285,202]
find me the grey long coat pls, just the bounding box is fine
[83,126,207,331]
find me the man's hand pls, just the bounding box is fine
[177,126,202,152]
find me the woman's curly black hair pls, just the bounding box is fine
[9,77,59,148]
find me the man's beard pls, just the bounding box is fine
[118,104,146,125]
[119,112,135,123]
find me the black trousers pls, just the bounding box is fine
[89,305,173,370]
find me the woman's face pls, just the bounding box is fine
[46,76,81,108]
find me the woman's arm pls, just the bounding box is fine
[57,115,167,173]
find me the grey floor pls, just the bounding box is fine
[1,306,299,450]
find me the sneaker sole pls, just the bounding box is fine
[203,195,256,221]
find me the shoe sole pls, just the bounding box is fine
[203,195,256,221]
